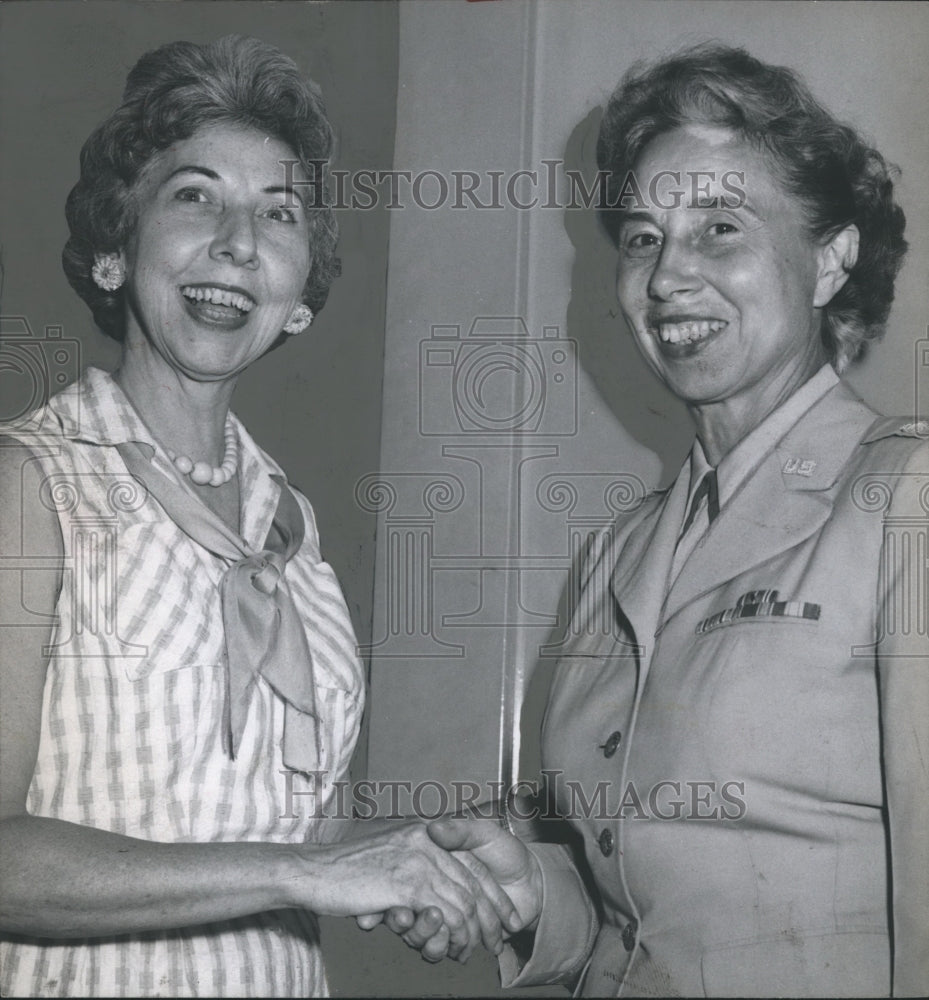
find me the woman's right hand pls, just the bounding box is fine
[294,820,521,962]
[430,817,543,929]
[354,818,544,962]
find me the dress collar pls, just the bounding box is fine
[47,365,157,449]
[46,366,287,478]
[46,368,291,548]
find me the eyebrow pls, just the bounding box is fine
[615,202,766,227]
[615,211,660,230]
[164,166,307,209]
[618,211,658,224]
[265,184,306,209]
[166,165,220,183]
[693,200,766,226]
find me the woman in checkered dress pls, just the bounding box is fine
[0,35,514,997]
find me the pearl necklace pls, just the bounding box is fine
[168,419,238,487]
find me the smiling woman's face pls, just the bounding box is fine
[120,123,312,382]
[615,124,833,410]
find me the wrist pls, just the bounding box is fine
[274,841,334,912]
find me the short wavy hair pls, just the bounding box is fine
[596,43,908,372]
[63,34,340,342]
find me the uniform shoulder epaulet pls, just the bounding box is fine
[861,416,929,444]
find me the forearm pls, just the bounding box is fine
[0,814,303,938]
[1,811,498,950]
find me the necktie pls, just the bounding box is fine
[680,468,720,537]
[117,441,322,773]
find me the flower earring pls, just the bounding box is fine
[283,304,314,335]
[91,253,125,292]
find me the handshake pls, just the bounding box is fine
[307,816,543,964]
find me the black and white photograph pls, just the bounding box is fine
[1,1,927,996]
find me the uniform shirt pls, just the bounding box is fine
[505,373,929,996]
[673,364,839,579]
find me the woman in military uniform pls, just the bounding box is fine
[406,43,927,998]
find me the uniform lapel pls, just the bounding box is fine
[609,469,690,668]
[660,381,879,632]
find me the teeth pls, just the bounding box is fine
[655,320,725,344]
[181,286,254,312]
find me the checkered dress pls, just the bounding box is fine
[0,368,365,997]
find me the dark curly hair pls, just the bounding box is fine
[63,35,340,342]
[596,43,908,372]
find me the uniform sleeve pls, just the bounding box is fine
[498,842,599,989]
[496,519,620,986]
[876,442,929,996]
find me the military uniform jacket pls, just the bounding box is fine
[505,380,929,997]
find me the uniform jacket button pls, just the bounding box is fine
[598,828,614,856]
[622,918,638,952]
[602,731,622,758]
